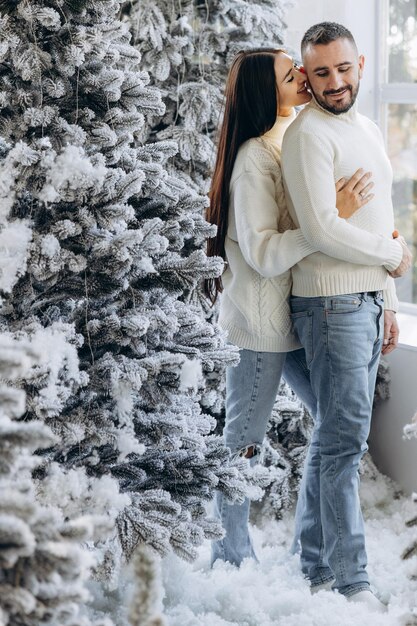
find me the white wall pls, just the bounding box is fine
[284,0,379,120]
[370,344,417,494]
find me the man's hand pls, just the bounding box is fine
[382,310,399,355]
[389,236,412,278]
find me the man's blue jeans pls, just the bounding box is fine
[211,348,317,567]
[288,291,384,597]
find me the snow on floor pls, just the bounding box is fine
[162,467,417,626]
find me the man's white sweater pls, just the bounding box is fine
[281,98,402,311]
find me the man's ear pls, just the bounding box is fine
[358,54,365,79]
[300,66,312,90]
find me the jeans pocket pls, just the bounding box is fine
[290,310,314,367]
[327,296,363,314]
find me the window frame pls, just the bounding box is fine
[377,0,417,132]
[376,0,417,321]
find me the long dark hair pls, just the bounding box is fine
[205,48,283,303]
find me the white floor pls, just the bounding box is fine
[162,467,417,626]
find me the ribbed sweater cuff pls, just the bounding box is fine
[383,289,399,312]
[383,239,404,272]
[294,230,317,258]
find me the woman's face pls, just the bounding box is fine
[274,52,311,115]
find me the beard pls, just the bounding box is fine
[309,81,360,115]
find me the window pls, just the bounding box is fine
[380,0,417,306]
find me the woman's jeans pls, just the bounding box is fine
[211,347,316,567]
[288,292,384,597]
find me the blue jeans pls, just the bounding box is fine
[288,291,384,597]
[283,349,331,583]
[211,349,285,566]
[211,348,317,567]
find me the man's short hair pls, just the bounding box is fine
[301,22,357,55]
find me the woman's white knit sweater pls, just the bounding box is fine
[219,113,315,352]
[281,98,402,312]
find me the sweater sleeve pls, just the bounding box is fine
[383,277,399,312]
[232,159,317,278]
[281,130,403,272]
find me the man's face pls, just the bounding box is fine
[302,38,364,115]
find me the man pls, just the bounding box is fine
[281,22,412,611]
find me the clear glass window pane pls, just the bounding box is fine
[388,0,417,82]
[386,103,417,304]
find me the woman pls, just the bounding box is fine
[205,48,374,568]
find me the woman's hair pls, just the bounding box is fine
[205,48,284,303]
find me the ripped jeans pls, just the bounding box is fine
[210,346,317,568]
[211,348,317,566]
[211,349,286,566]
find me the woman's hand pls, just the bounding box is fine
[335,168,374,219]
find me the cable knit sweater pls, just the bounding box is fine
[281,98,402,312]
[219,112,315,352]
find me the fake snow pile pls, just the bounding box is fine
[162,460,417,626]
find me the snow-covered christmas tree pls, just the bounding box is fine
[0,334,115,626]
[126,0,315,521]
[0,0,245,596]
[128,544,166,626]
[127,0,295,195]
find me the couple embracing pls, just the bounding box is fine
[206,22,412,612]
